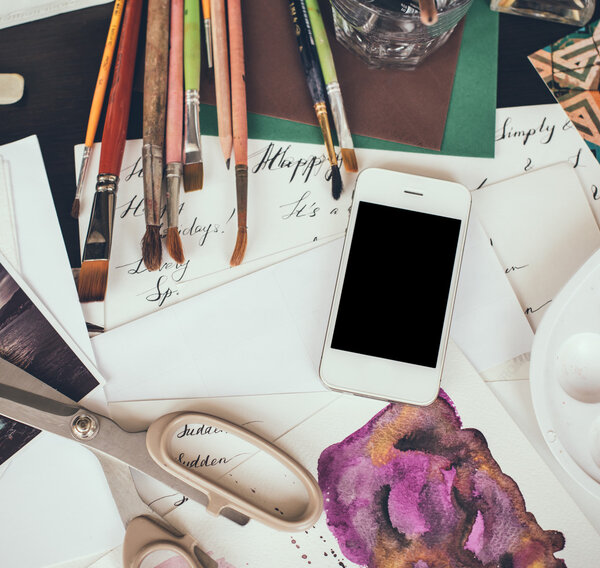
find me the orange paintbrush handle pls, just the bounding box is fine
[84,0,125,148]
[227,0,247,166]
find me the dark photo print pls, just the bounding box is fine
[0,261,101,465]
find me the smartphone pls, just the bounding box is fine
[319,168,471,405]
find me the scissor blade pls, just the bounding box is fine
[94,452,156,526]
[0,383,79,417]
[0,358,80,437]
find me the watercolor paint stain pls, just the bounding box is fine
[318,392,567,567]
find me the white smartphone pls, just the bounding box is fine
[319,168,471,406]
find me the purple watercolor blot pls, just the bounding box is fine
[318,394,566,567]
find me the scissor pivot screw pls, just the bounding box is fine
[71,413,99,440]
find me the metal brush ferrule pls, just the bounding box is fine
[142,144,163,226]
[235,164,248,229]
[184,89,203,165]
[326,83,354,151]
[165,162,183,228]
[81,174,118,262]
[204,20,214,68]
[74,146,92,200]
[314,102,337,166]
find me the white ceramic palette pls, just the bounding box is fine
[530,248,600,498]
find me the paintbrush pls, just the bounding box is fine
[201,0,213,68]
[210,0,233,168]
[71,0,124,219]
[228,0,248,267]
[78,0,143,303]
[289,0,342,200]
[141,0,170,271]
[418,0,438,24]
[304,0,357,173]
[183,0,204,191]
[165,0,185,264]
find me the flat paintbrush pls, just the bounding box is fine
[289,0,342,200]
[304,0,357,173]
[78,0,143,303]
[210,0,233,167]
[165,0,185,264]
[141,0,170,271]
[71,0,124,219]
[228,0,248,267]
[183,0,204,191]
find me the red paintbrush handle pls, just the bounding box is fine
[167,0,184,164]
[99,0,143,176]
[228,0,248,166]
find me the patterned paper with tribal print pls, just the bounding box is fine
[529,20,600,157]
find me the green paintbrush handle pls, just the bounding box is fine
[184,0,201,91]
[303,0,337,85]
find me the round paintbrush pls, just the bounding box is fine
[141,0,170,271]
[289,0,342,199]
[165,0,186,265]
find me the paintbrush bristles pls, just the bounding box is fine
[341,148,358,173]
[142,225,162,271]
[183,162,204,191]
[330,164,342,200]
[166,227,185,264]
[78,260,109,303]
[230,227,247,267]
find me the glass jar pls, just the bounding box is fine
[489,0,595,26]
[330,0,475,69]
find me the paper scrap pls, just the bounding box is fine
[0,0,111,29]
[451,218,534,373]
[472,163,600,330]
[77,137,350,330]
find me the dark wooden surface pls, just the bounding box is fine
[1,3,599,267]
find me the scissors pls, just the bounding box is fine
[0,357,323,567]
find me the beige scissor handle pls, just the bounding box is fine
[146,412,323,531]
[122,516,215,568]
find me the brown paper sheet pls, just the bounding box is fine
[200,0,464,151]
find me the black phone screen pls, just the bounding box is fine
[331,201,462,368]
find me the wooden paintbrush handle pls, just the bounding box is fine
[143,0,170,148]
[211,0,232,152]
[167,0,184,164]
[303,0,337,86]
[99,0,143,176]
[84,0,124,147]
[228,0,248,165]
[289,0,327,107]
[184,0,202,92]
